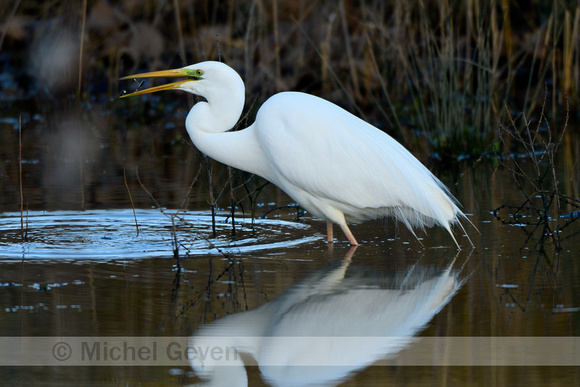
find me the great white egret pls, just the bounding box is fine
[121,61,469,247]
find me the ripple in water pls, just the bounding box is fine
[0,209,320,260]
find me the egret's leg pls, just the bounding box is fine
[340,224,359,246]
[326,222,334,243]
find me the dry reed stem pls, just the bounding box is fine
[77,0,87,101]
[19,116,24,240]
[0,0,21,54]
[339,0,360,102]
[563,8,579,93]
[173,0,187,65]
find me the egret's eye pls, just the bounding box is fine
[185,69,204,78]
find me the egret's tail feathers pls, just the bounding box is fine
[454,213,476,248]
[391,203,471,249]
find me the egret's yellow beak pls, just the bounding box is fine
[119,68,195,97]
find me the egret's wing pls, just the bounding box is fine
[256,92,461,230]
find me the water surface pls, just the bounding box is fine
[1,99,579,386]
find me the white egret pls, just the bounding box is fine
[121,61,469,246]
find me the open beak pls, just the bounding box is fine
[119,68,192,97]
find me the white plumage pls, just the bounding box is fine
[122,61,469,246]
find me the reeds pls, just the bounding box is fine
[385,0,502,155]
[6,0,574,156]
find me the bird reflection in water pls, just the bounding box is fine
[189,248,463,386]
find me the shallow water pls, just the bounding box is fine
[0,209,319,260]
[1,100,580,385]
[1,196,579,385]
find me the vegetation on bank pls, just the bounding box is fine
[1,0,578,158]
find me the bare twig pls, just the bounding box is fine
[136,166,232,259]
[124,168,139,237]
[494,90,575,249]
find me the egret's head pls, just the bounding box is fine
[119,61,244,100]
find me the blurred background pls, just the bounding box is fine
[1,0,579,214]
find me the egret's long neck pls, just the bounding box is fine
[185,97,269,178]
